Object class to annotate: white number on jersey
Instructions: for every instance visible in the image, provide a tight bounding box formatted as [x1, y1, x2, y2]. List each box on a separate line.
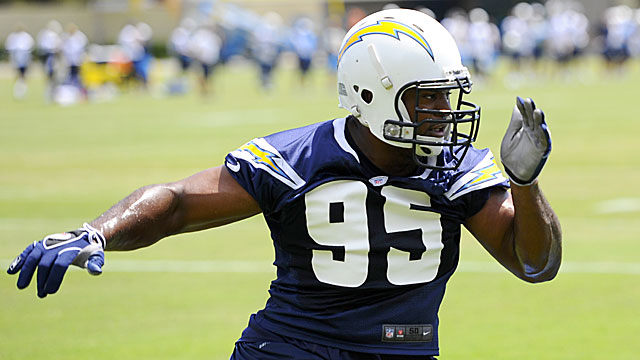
[305, 180, 443, 287]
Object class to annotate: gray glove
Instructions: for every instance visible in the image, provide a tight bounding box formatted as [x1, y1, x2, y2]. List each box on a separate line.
[500, 97, 551, 186]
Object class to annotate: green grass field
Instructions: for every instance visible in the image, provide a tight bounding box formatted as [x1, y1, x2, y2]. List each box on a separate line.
[1, 58, 639, 359]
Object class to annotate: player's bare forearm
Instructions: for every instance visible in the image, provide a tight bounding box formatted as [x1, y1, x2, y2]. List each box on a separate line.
[89, 166, 262, 251]
[509, 181, 562, 282]
[465, 185, 562, 283]
[89, 184, 183, 251]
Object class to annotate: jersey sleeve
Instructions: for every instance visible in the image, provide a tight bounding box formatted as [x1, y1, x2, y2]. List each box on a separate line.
[224, 137, 306, 214]
[444, 148, 509, 219]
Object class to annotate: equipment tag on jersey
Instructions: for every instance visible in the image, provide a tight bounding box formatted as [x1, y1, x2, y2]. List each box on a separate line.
[381, 324, 433, 342]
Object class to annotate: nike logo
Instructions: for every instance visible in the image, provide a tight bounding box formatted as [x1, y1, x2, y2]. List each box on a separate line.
[423, 330, 430, 336]
[226, 160, 240, 172]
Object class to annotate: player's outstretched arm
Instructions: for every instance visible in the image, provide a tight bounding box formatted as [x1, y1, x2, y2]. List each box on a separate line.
[93, 166, 261, 251]
[464, 97, 562, 283]
[7, 166, 261, 297]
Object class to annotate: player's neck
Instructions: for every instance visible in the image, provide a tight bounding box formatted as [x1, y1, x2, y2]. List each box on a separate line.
[346, 117, 419, 177]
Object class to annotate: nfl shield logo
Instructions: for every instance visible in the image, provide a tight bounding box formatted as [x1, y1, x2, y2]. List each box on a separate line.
[385, 327, 395, 339]
[369, 176, 388, 187]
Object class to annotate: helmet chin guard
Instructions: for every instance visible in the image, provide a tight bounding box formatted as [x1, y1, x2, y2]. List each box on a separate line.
[337, 8, 481, 171]
[415, 135, 445, 157]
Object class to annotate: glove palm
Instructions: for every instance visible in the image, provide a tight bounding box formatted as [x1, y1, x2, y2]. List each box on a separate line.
[500, 97, 552, 186]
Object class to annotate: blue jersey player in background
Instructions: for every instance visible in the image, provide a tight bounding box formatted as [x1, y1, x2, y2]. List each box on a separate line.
[8, 9, 561, 359]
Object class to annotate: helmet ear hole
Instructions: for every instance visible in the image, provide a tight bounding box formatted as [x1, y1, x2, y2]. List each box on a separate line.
[353, 85, 359, 93]
[361, 89, 373, 104]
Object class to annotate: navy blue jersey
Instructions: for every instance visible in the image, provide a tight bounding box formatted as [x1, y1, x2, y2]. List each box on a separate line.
[224, 117, 509, 355]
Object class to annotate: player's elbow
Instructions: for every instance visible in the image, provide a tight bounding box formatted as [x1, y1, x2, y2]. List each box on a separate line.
[518, 246, 562, 283]
[519, 262, 560, 283]
[160, 183, 189, 235]
[133, 183, 185, 239]
[516, 225, 562, 283]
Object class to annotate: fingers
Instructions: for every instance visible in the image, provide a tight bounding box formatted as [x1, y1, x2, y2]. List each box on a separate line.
[42, 249, 79, 296]
[36, 250, 60, 298]
[517, 96, 548, 130]
[523, 99, 551, 156]
[515, 97, 526, 126]
[7, 242, 36, 275]
[508, 103, 523, 127]
[534, 109, 552, 157]
[86, 252, 105, 275]
[16, 244, 43, 289]
[521, 97, 535, 130]
[504, 97, 528, 145]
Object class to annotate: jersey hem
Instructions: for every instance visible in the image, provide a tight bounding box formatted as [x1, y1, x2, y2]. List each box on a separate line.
[249, 315, 440, 356]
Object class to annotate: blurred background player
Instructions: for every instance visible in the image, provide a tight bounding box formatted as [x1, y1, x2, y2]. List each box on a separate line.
[322, 13, 346, 83]
[626, 8, 640, 61]
[600, 5, 635, 73]
[36, 20, 62, 100]
[61, 23, 88, 93]
[500, 3, 537, 84]
[546, 1, 590, 78]
[216, 4, 253, 65]
[441, 8, 472, 69]
[251, 12, 284, 91]
[135, 22, 154, 88]
[467, 7, 501, 81]
[117, 23, 142, 87]
[289, 16, 318, 87]
[5, 24, 34, 100]
[187, 22, 222, 97]
[167, 18, 196, 95]
[117, 21, 153, 90]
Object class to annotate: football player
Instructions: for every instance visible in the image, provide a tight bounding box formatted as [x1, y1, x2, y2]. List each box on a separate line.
[60, 23, 88, 90]
[187, 23, 222, 96]
[7, 9, 561, 359]
[5, 24, 34, 99]
[37, 20, 62, 99]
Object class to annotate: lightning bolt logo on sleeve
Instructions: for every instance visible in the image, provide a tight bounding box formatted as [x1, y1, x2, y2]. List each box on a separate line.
[338, 20, 434, 64]
[445, 152, 508, 201]
[466, 163, 502, 187]
[230, 138, 306, 190]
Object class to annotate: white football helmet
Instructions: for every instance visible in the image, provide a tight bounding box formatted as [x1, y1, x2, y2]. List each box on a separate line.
[337, 8, 480, 170]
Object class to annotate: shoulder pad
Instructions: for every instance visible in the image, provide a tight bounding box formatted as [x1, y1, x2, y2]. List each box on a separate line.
[229, 137, 306, 190]
[444, 151, 508, 201]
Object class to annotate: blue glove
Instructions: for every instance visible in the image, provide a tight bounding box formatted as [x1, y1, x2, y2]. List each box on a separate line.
[7, 223, 106, 298]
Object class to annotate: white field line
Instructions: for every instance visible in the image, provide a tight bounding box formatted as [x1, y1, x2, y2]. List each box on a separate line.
[2, 259, 640, 275]
[594, 197, 640, 214]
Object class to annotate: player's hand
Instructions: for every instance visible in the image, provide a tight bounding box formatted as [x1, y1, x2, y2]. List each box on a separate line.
[500, 96, 551, 186]
[7, 223, 106, 298]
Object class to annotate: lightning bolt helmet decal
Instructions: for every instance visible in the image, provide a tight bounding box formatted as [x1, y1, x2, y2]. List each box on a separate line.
[338, 20, 434, 64]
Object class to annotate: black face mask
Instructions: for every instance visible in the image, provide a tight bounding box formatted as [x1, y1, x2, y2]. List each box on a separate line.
[383, 78, 481, 170]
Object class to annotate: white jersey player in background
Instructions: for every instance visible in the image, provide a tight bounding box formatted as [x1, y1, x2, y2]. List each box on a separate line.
[37, 20, 62, 99]
[5, 24, 34, 100]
